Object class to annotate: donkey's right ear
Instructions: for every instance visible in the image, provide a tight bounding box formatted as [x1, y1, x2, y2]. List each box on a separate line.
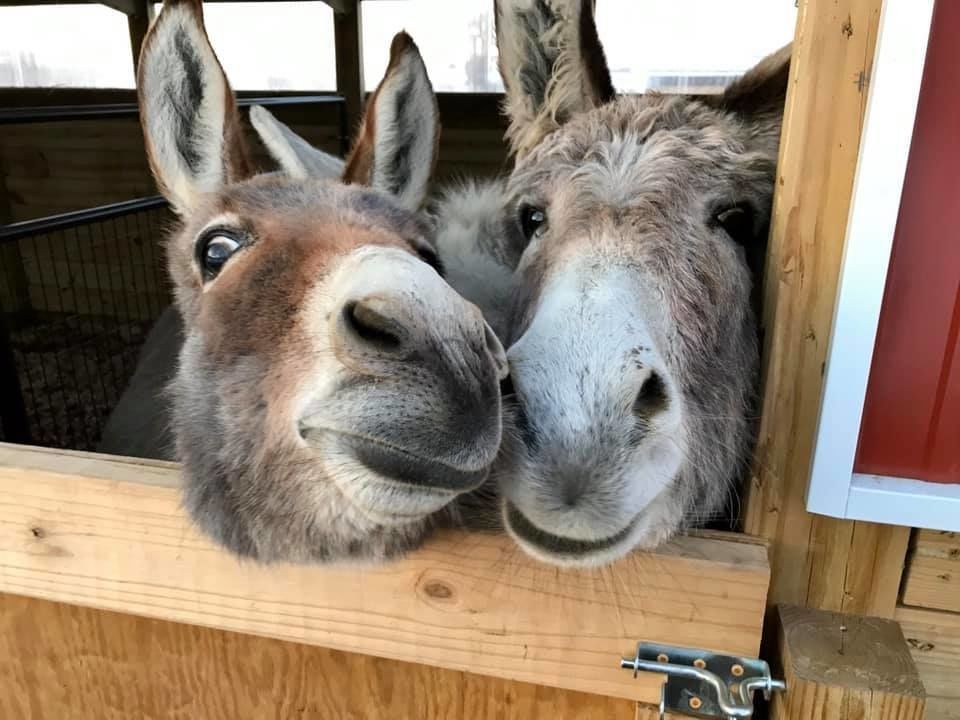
[137, 0, 252, 215]
[496, 0, 614, 158]
[250, 105, 346, 180]
[342, 32, 439, 211]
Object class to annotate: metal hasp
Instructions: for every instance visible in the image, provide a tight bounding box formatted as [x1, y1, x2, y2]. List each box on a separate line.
[620, 642, 786, 720]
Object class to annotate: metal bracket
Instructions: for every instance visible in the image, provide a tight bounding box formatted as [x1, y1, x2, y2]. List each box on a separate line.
[620, 642, 786, 720]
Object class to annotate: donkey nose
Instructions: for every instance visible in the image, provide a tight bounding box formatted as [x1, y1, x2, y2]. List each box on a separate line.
[338, 296, 409, 354]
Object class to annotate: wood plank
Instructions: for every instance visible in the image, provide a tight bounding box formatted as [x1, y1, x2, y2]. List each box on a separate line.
[770, 605, 926, 720]
[896, 605, 960, 720]
[901, 530, 959, 613]
[0, 593, 638, 720]
[743, 0, 911, 617]
[0, 443, 770, 705]
[334, 1, 364, 134]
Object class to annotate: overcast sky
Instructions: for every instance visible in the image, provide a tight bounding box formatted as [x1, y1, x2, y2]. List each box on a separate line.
[0, 1, 796, 93]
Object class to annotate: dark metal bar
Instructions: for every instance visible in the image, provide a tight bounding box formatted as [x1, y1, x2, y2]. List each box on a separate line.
[0, 197, 167, 243]
[0, 95, 345, 125]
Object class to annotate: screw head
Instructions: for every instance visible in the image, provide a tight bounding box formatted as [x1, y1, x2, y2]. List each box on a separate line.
[657, 653, 669, 663]
[689, 696, 703, 710]
[731, 663, 745, 677]
[693, 658, 706, 669]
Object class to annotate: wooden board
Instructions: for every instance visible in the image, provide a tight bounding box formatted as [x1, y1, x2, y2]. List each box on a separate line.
[743, 0, 912, 617]
[770, 605, 925, 720]
[0, 593, 641, 720]
[896, 605, 960, 720]
[0, 443, 770, 705]
[901, 530, 959, 613]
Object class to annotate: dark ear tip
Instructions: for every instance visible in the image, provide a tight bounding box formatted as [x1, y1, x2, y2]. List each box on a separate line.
[389, 31, 418, 59]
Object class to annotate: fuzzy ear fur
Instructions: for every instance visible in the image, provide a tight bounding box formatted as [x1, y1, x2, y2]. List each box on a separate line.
[249, 105, 346, 180]
[708, 43, 793, 157]
[495, 0, 614, 159]
[342, 32, 440, 211]
[137, 0, 252, 215]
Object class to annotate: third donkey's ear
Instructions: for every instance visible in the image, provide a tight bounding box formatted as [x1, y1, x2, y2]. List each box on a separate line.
[495, 0, 614, 159]
[249, 105, 346, 180]
[342, 32, 440, 211]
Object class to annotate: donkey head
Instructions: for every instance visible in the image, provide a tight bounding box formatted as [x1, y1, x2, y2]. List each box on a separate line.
[495, 0, 789, 565]
[139, 0, 507, 563]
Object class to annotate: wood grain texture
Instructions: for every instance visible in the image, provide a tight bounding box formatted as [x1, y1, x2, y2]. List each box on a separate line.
[743, 0, 910, 617]
[896, 605, 960, 720]
[901, 530, 959, 613]
[0, 443, 770, 705]
[0, 593, 639, 720]
[770, 605, 926, 720]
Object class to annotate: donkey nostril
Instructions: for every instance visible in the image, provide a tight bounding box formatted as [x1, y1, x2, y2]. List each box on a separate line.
[633, 371, 668, 418]
[343, 300, 403, 351]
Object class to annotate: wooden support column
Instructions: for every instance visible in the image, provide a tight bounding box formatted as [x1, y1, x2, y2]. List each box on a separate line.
[126, 0, 154, 72]
[743, 0, 912, 616]
[334, 0, 364, 139]
[770, 606, 925, 720]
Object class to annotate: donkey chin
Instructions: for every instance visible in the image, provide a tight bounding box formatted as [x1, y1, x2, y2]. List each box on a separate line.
[496, 424, 689, 567]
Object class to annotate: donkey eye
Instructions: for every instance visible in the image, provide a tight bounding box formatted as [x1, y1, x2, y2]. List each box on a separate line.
[519, 205, 547, 241]
[199, 233, 241, 278]
[714, 204, 754, 246]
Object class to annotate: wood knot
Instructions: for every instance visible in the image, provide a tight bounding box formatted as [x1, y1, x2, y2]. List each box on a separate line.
[423, 581, 453, 600]
[30, 526, 45, 539]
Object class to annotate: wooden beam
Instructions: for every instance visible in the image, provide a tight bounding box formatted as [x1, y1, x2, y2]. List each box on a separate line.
[770, 605, 926, 720]
[901, 530, 959, 613]
[333, 0, 364, 138]
[0, 443, 770, 705]
[743, 0, 911, 617]
[0, 594, 641, 720]
[896, 605, 960, 720]
[125, 0, 153, 72]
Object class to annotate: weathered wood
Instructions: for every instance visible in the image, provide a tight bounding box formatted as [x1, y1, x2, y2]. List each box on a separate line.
[0, 443, 770, 705]
[743, 0, 911, 617]
[770, 605, 926, 720]
[901, 530, 960, 613]
[333, 1, 364, 135]
[0, 593, 639, 720]
[896, 605, 960, 720]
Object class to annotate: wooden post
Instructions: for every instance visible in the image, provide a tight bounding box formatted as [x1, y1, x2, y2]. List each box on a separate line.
[126, 0, 154, 72]
[743, 0, 912, 617]
[771, 605, 925, 720]
[333, 0, 364, 139]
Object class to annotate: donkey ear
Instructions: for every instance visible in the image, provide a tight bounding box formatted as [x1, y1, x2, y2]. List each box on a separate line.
[137, 0, 252, 215]
[342, 32, 439, 211]
[711, 44, 792, 125]
[249, 105, 346, 180]
[495, 0, 614, 158]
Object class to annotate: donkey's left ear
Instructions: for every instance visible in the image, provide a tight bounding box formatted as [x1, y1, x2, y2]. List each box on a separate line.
[342, 32, 439, 211]
[710, 44, 792, 129]
[250, 105, 346, 180]
[137, 0, 252, 215]
[496, 0, 614, 158]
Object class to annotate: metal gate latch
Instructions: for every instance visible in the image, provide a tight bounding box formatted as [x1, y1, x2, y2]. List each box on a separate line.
[619, 642, 786, 719]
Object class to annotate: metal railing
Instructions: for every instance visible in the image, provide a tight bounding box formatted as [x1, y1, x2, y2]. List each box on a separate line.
[0, 196, 172, 450]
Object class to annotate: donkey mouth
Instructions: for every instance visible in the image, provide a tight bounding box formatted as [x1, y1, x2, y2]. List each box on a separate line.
[504, 501, 636, 559]
[344, 435, 491, 492]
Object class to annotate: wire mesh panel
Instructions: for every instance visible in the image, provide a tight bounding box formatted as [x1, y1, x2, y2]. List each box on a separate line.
[0, 197, 172, 451]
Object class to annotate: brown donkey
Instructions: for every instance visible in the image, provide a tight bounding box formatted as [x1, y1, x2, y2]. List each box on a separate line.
[136, 0, 507, 563]
[488, 0, 790, 565]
